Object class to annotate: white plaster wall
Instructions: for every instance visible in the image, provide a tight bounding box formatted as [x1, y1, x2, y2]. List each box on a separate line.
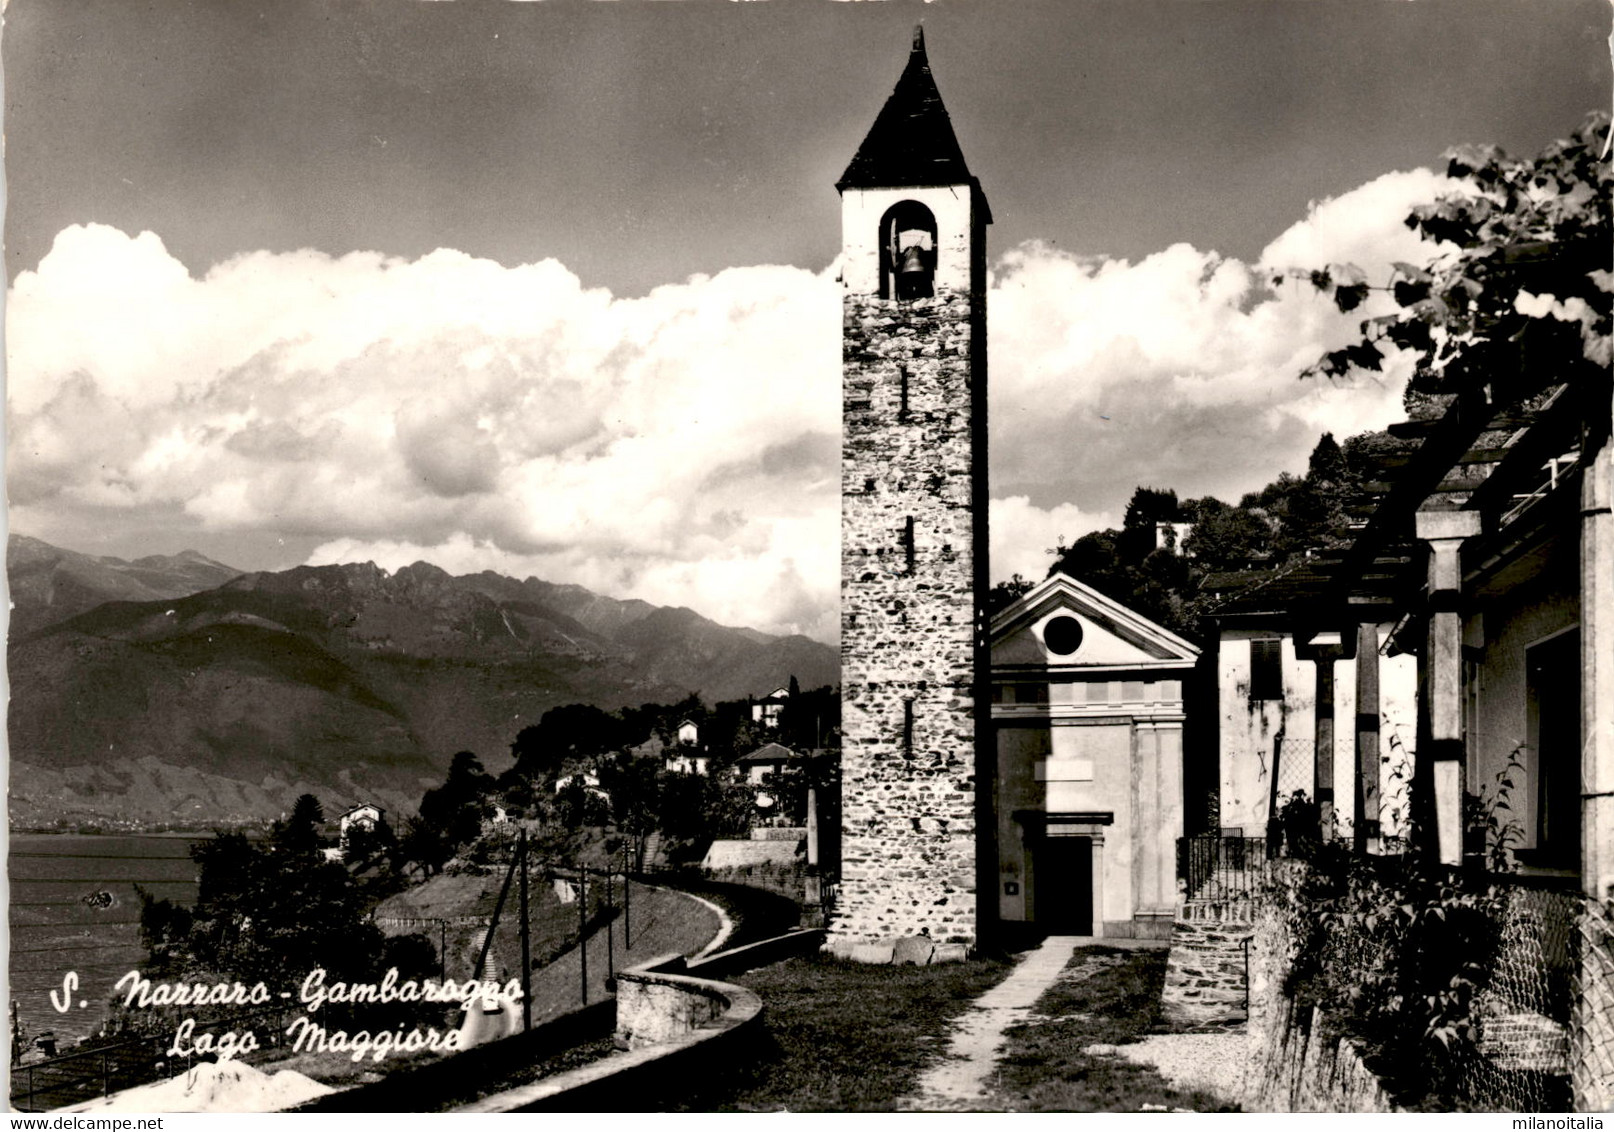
[1219, 631, 1316, 834]
[841, 185, 976, 295]
[1463, 537, 1579, 854]
[1220, 627, 1418, 842]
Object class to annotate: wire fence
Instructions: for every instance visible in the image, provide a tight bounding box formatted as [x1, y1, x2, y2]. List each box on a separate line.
[1460, 882, 1579, 1111]
[1276, 864, 1613, 1111]
[1569, 896, 1614, 1111]
[1455, 886, 1614, 1112]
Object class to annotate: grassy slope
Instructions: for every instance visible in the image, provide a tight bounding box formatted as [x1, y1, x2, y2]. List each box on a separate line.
[524, 883, 721, 1025]
[670, 954, 1014, 1112]
[982, 946, 1239, 1112]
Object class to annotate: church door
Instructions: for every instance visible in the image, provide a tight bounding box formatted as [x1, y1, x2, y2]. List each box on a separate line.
[1037, 836, 1093, 935]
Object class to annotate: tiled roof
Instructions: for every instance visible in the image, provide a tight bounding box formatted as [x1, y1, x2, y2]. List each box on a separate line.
[737, 742, 798, 764]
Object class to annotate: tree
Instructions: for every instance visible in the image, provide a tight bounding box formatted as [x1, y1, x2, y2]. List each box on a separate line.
[272, 793, 326, 857]
[1122, 486, 1182, 530]
[987, 573, 1034, 614]
[506, 704, 623, 781]
[342, 815, 396, 868]
[410, 750, 497, 867]
[1295, 113, 1610, 405]
[598, 754, 661, 864]
[399, 815, 453, 877]
[181, 827, 385, 986]
[553, 775, 610, 831]
[1182, 499, 1273, 567]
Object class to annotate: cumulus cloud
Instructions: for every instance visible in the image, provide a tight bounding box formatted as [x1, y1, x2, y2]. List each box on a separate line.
[989, 496, 1114, 585]
[987, 168, 1455, 524]
[8, 167, 1453, 642]
[8, 224, 839, 640]
[1258, 168, 1457, 274]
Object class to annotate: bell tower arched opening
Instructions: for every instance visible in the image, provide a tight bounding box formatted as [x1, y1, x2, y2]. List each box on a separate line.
[879, 201, 937, 301]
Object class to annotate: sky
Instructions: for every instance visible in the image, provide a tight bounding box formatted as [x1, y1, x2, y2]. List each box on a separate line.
[5, 0, 1609, 644]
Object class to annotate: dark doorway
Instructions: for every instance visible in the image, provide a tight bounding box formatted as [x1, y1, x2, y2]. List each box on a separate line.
[1036, 836, 1093, 934]
[1528, 629, 1581, 866]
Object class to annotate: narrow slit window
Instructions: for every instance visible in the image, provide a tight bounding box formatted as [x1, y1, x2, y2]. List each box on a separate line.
[898, 367, 910, 421]
[903, 516, 916, 574]
[903, 697, 914, 756]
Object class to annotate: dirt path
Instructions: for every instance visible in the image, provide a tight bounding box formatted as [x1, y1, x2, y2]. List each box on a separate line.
[904, 936, 1083, 1110]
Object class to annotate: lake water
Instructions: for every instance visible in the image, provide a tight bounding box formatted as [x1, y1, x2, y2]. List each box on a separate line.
[9, 834, 201, 1046]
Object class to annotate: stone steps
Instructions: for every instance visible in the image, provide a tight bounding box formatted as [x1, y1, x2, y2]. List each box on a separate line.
[1162, 905, 1253, 1029]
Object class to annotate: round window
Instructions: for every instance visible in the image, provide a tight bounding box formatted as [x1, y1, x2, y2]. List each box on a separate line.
[1043, 615, 1083, 656]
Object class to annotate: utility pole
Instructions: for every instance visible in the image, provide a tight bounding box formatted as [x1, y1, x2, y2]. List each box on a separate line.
[578, 863, 588, 1007]
[622, 840, 631, 950]
[604, 863, 615, 986]
[518, 828, 531, 1032]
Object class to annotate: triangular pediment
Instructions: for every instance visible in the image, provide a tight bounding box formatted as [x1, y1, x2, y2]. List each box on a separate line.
[990, 573, 1200, 671]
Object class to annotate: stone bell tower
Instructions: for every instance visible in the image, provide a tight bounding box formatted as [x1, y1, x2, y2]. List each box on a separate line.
[828, 27, 991, 957]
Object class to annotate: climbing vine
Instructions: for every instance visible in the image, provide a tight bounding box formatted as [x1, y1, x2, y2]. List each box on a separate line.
[1267, 753, 1532, 1109]
[1287, 112, 1611, 413]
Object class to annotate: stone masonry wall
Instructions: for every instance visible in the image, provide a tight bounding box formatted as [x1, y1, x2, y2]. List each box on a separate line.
[1162, 904, 1252, 1028]
[1244, 882, 1397, 1111]
[830, 286, 980, 951]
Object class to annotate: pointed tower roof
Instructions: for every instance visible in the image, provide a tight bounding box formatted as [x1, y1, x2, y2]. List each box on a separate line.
[837, 27, 986, 209]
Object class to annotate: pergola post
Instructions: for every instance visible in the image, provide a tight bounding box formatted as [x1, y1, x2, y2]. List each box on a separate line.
[1414, 510, 1482, 867]
[1354, 621, 1382, 853]
[1313, 655, 1336, 836]
[1296, 631, 1353, 841]
[1576, 400, 1613, 1111]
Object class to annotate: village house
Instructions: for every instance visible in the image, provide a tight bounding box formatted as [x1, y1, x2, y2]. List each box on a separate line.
[338, 802, 383, 843]
[751, 686, 790, 729]
[664, 749, 711, 776]
[736, 741, 799, 785]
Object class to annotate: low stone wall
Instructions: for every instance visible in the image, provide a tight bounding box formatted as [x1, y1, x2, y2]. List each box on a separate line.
[457, 955, 761, 1112]
[1243, 884, 1397, 1112]
[822, 935, 969, 965]
[456, 928, 823, 1112]
[682, 929, 825, 982]
[701, 840, 802, 869]
[1162, 905, 1251, 1028]
[1246, 999, 1395, 1113]
[614, 960, 736, 1049]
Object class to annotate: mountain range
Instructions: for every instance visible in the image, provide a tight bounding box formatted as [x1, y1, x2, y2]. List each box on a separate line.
[6, 535, 837, 827]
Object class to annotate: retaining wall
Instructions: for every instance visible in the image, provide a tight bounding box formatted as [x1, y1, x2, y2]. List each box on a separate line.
[1244, 887, 1397, 1112]
[457, 928, 823, 1112]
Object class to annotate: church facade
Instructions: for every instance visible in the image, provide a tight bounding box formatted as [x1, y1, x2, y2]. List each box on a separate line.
[990, 575, 1199, 940]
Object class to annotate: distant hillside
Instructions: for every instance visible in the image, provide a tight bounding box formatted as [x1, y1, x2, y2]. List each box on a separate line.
[8, 533, 242, 638]
[7, 546, 837, 827]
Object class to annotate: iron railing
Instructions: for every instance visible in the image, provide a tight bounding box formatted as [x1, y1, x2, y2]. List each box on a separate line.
[1176, 834, 1270, 903]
